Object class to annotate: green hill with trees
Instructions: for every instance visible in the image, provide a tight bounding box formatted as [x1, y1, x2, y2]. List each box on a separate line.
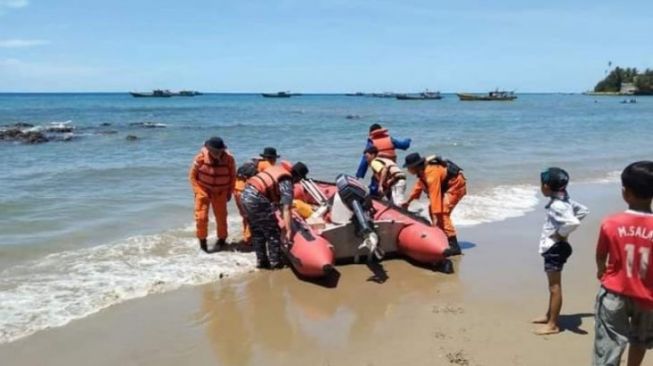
[594, 67, 653, 94]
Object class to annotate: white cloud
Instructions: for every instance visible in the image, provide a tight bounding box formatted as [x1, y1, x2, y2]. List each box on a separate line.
[0, 0, 29, 9]
[0, 39, 50, 48]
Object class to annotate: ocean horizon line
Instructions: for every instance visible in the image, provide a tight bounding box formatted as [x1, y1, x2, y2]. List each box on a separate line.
[0, 91, 588, 95]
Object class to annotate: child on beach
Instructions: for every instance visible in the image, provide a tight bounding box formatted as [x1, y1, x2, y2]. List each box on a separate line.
[533, 167, 589, 335]
[593, 161, 653, 366]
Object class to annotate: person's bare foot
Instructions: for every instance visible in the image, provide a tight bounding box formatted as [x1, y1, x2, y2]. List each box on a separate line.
[534, 324, 560, 335]
[531, 316, 549, 324]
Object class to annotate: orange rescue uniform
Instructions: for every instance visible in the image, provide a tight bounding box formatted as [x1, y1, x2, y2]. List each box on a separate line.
[189, 147, 236, 240]
[408, 164, 466, 237]
[234, 159, 272, 243]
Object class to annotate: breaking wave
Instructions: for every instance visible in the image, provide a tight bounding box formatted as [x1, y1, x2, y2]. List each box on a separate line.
[0, 219, 256, 345]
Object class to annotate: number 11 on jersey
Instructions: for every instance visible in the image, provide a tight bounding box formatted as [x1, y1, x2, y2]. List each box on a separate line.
[626, 243, 651, 279]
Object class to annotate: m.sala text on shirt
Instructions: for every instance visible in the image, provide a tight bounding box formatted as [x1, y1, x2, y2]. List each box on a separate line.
[618, 226, 653, 241]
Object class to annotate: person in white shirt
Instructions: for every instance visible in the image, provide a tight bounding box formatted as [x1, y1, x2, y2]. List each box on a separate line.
[533, 167, 589, 335]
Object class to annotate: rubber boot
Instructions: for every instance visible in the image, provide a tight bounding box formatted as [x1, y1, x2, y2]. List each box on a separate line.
[256, 258, 270, 269]
[269, 262, 285, 270]
[199, 239, 209, 253]
[214, 238, 227, 252]
[443, 236, 462, 256]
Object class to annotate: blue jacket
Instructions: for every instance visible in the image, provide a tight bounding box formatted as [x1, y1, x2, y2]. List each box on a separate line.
[355, 136, 411, 179]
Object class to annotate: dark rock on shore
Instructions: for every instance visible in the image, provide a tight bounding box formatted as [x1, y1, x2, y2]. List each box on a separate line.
[3, 122, 35, 128]
[0, 128, 49, 144]
[45, 125, 74, 133]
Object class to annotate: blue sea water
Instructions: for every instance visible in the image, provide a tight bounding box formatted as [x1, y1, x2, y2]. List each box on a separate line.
[0, 93, 651, 343]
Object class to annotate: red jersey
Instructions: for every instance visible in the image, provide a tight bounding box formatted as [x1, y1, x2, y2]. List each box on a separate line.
[598, 210, 653, 307]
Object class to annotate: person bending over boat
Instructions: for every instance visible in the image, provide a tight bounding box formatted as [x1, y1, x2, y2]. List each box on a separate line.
[241, 161, 309, 269]
[364, 146, 407, 206]
[189, 137, 236, 253]
[356, 124, 411, 196]
[402, 153, 466, 256]
[233, 147, 281, 244]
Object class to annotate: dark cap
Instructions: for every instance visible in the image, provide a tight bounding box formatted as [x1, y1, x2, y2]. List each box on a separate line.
[403, 152, 426, 168]
[204, 136, 226, 150]
[260, 147, 280, 159]
[369, 123, 382, 133]
[237, 162, 257, 179]
[540, 167, 570, 191]
[291, 162, 309, 179]
[364, 146, 379, 155]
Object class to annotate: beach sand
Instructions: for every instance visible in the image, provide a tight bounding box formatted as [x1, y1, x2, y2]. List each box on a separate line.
[2, 181, 651, 366]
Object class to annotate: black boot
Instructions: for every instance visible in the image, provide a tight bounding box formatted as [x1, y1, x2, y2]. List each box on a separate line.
[214, 238, 227, 252]
[444, 236, 462, 256]
[199, 239, 209, 253]
[256, 258, 270, 269]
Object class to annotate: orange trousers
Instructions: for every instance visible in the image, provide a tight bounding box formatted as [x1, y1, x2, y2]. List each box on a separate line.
[431, 186, 466, 237]
[194, 191, 229, 240]
[234, 191, 251, 244]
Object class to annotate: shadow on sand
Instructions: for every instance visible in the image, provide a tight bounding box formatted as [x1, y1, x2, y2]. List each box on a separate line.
[459, 241, 477, 251]
[289, 265, 342, 289]
[559, 313, 594, 335]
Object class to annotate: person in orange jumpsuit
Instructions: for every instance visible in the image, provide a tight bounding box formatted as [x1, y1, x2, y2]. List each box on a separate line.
[189, 137, 236, 253]
[402, 152, 467, 256]
[233, 147, 280, 244]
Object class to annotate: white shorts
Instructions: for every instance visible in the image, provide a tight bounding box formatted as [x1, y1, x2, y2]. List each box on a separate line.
[390, 179, 406, 206]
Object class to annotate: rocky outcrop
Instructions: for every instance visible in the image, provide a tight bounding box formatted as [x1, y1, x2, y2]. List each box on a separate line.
[0, 128, 49, 144]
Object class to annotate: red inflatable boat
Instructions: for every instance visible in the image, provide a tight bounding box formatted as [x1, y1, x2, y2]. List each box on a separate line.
[282, 179, 451, 279]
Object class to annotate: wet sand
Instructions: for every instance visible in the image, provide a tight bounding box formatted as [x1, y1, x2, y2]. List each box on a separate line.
[2, 181, 651, 366]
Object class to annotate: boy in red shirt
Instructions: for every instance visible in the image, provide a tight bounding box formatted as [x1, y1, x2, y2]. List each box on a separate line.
[593, 161, 653, 366]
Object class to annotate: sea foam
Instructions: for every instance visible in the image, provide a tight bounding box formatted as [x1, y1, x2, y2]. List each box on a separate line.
[0, 225, 256, 345]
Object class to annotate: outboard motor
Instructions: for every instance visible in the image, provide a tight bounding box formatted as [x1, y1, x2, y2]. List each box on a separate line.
[335, 174, 384, 260]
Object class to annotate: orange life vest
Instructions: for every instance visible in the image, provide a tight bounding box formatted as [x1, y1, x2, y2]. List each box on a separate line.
[372, 157, 406, 188]
[255, 159, 273, 172]
[247, 165, 292, 203]
[196, 147, 234, 192]
[369, 128, 396, 161]
[235, 159, 273, 192]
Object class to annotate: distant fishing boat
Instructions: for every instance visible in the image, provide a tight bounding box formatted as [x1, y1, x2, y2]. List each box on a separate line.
[346, 92, 365, 96]
[129, 89, 173, 98]
[396, 90, 443, 100]
[370, 92, 397, 98]
[176, 90, 202, 97]
[262, 91, 292, 98]
[457, 90, 517, 101]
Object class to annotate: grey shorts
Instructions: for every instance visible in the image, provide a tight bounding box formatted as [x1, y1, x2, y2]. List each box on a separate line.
[593, 287, 653, 366]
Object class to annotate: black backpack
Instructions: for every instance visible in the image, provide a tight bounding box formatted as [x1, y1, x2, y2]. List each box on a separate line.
[428, 155, 462, 182]
[237, 161, 257, 179]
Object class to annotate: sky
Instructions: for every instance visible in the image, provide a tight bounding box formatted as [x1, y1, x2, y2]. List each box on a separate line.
[0, 0, 651, 92]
